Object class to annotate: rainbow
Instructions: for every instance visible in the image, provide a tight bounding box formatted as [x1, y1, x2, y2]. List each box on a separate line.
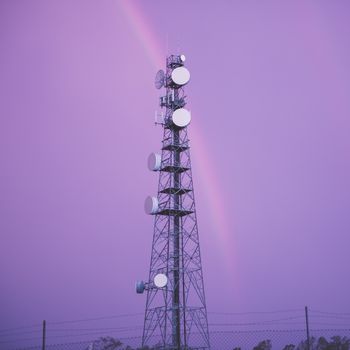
[117, 1, 237, 277]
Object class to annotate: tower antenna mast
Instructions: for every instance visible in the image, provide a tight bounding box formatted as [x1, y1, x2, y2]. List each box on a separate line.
[136, 54, 210, 350]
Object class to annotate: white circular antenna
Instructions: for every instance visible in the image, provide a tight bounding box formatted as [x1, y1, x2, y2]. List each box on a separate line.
[154, 273, 168, 288]
[144, 196, 159, 215]
[172, 108, 191, 128]
[171, 67, 190, 86]
[147, 153, 161, 171]
[180, 54, 186, 62]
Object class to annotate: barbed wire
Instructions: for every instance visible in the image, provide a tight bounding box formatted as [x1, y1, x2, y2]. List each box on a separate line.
[47, 326, 143, 333]
[311, 309, 350, 316]
[2, 309, 350, 348]
[4, 308, 350, 334]
[48, 312, 144, 325]
[209, 315, 305, 327]
[1, 329, 349, 350]
[208, 308, 303, 316]
[0, 336, 43, 345]
[309, 314, 350, 321]
[0, 324, 41, 334]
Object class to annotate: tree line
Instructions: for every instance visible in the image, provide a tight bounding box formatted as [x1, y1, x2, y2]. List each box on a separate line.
[86, 335, 350, 350]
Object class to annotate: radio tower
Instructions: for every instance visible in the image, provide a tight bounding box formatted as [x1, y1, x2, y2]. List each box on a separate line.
[136, 54, 210, 350]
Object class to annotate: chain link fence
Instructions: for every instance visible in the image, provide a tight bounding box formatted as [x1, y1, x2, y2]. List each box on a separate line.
[10, 329, 350, 350]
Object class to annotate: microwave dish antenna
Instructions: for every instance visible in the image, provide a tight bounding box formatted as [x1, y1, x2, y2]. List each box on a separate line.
[155, 69, 165, 89]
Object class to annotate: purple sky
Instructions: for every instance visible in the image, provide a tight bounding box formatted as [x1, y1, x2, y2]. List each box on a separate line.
[1, 0, 350, 347]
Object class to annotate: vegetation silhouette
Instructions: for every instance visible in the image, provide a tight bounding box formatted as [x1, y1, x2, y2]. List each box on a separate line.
[85, 335, 350, 350]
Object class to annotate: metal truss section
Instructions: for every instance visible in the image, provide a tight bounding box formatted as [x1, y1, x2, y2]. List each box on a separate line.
[141, 55, 210, 350]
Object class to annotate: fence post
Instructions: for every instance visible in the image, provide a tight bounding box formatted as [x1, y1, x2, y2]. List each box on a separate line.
[305, 306, 310, 350]
[42, 320, 46, 350]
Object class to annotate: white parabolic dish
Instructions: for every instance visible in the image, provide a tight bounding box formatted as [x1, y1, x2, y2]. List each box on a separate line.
[147, 153, 161, 171]
[154, 273, 168, 288]
[144, 196, 158, 215]
[171, 66, 190, 85]
[172, 108, 191, 128]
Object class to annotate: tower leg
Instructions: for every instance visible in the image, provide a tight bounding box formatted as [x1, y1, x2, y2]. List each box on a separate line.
[173, 129, 181, 349]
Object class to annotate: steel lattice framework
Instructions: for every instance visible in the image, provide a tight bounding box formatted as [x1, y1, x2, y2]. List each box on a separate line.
[138, 55, 210, 350]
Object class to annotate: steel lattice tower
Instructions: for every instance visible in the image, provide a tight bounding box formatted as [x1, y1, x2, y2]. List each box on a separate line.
[136, 54, 210, 350]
